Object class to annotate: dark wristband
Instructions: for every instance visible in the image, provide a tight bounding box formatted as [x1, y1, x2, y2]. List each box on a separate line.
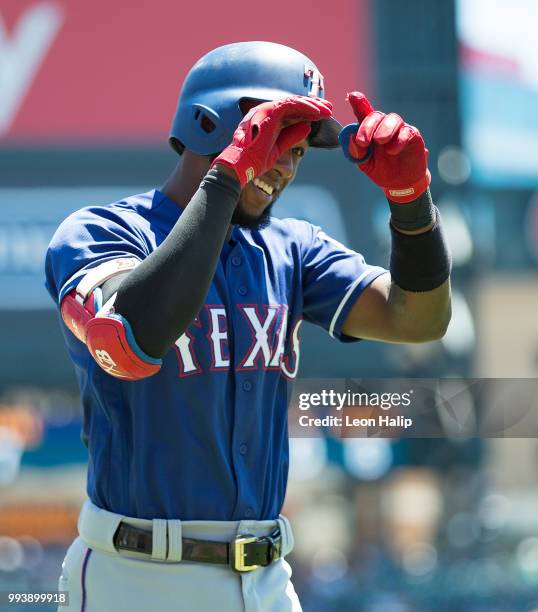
[389, 207, 452, 292]
[388, 188, 435, 232]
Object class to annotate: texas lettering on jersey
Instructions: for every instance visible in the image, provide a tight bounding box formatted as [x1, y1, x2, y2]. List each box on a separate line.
[173, 304, 301, 379]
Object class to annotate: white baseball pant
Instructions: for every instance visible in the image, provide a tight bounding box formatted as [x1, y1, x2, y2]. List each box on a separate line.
[58, 500, 302, 612]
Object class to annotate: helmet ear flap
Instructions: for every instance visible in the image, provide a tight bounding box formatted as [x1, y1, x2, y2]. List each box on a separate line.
[170, 103, 221, 156]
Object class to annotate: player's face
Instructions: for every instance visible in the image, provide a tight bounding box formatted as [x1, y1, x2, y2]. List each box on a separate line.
[232, 139, 309, 230]
[229, 98, 310, 230]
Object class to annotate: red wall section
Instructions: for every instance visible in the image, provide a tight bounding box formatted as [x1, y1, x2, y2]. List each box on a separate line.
[1, 0, 371, 144]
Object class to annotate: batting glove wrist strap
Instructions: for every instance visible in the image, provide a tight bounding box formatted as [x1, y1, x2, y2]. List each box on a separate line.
[389, 207, 452, 292]
[383, 170, 431, 204]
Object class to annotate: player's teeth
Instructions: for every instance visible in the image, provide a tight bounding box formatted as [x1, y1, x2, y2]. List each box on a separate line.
[253, 178, 274, 195]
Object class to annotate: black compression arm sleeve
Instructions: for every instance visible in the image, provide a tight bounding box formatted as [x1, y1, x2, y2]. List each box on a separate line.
[112, 167, 241, 358]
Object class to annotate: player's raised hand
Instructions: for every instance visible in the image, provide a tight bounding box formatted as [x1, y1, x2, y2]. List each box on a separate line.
[338, 92, 430, 203]
[212, 95, 333, 187]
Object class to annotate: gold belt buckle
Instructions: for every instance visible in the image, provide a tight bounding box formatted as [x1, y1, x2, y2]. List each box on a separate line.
[233, 535, 259, 572]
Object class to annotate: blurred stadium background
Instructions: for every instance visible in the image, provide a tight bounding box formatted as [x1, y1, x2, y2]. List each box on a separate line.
[1, 0, 537, 610]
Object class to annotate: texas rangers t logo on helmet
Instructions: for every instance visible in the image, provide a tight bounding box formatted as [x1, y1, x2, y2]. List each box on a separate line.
[304, 65, 325, 97]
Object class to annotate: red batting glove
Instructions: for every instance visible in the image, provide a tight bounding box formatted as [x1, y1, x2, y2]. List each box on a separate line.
[211, 95, 333, 187]
[341, 92, 431, 204]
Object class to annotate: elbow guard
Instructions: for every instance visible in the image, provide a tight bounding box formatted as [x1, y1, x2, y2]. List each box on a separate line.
[60, 259, 162, 380]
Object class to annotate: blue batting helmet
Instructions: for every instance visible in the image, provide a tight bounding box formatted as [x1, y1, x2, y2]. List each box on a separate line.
[169, 41, 342, 155]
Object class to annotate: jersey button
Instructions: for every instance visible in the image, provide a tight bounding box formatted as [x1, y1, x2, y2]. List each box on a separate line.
[238, 285, 247, 296]
[231, 256, 242, 267]
[244, 507, 254, 518]
[242, 380, 253, 392]
[239, 443, 248, 455]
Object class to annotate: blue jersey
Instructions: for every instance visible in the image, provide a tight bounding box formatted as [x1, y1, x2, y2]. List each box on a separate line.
[45, 189, 387, 521]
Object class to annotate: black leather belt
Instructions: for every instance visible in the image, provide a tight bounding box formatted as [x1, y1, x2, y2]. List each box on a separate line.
[113, 522, 282, 572]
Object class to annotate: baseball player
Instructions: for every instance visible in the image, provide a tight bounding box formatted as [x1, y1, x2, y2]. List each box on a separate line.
[45, 41, 451, 611]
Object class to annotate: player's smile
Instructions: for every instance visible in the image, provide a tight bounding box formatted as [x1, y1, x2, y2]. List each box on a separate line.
[241, 168, 286, 212]
[241, 141, 308, 216]
[248, 176, 279, 206]
[253, 177, 275, 196]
